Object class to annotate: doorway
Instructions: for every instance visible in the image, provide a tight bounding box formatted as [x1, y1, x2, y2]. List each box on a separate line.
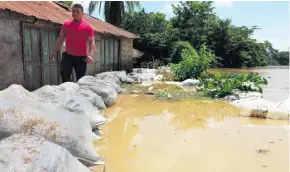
[22, 23, 61, 91]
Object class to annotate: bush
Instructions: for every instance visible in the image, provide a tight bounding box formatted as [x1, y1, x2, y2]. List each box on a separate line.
[170, 41, 195, 64]
[170, 44, 215, 81]
[198, 72, 268, 98]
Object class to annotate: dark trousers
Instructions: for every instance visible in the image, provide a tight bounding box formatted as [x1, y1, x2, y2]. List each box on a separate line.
[60, 52, 87, 83]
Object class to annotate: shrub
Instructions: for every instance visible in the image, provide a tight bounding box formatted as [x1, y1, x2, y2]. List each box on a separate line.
[198, 72, 268, 98]
[155, 89, 171, 99]
[170, 44, 214, 81]
[170, 41, 195, 64]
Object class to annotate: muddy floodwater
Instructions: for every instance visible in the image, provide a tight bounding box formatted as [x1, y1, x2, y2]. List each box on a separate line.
[93, 67, 289, 172]
[93, 95, 289, 172]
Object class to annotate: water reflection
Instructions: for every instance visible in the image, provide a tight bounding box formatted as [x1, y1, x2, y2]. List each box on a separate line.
[166, 100, 240, 131]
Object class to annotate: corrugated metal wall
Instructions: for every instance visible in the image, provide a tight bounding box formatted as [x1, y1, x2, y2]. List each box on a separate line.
[100, 38, 120, 72]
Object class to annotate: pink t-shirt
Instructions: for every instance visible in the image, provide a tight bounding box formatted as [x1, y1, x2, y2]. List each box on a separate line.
[62, 19, 94, 56]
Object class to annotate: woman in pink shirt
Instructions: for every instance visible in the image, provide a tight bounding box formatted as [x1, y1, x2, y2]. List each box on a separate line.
[49, 4, 95, 82]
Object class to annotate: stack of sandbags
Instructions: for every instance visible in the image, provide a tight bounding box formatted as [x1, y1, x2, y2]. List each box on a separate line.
[0, 97, 103, 165]
[0, 70, 136, 171]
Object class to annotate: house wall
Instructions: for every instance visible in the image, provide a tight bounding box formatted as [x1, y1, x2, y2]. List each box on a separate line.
[0, 10, 28, 90]
[120, 38, 134, 72]
[0, 10, 61, 90]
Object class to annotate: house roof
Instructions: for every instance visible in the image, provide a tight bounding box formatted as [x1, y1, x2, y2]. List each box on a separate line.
[0, 1, 139, 39]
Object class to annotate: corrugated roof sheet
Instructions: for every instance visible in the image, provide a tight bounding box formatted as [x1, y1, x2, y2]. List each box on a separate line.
[0, 1, 139, 39]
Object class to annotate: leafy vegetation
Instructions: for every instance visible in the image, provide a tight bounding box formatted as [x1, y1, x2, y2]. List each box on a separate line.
[198, 72, 268, 98]
[170, 41, 194, 64]
[121, 9, 171, 64]
[120, 1, 288, 68]
[170, 44, 215, 81]
[155, 89, 171, 99]
[275, 51, 289, 66]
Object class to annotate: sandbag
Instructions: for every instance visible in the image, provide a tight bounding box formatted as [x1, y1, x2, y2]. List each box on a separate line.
[58, 82, 106, 110]
[33, 85, 106, 128]
[0, 85, 106, 128]
[58, 82, 80, 92]
[95, 72, 122, 93]
[78, 76, 118, 106]
[0, 97, 102, 165]
[78, 87, 106, 110]
[0, 84, 42, 100]
[181, 79, 200, 86]
[0, 134, 91, 172]
[231, 97, 289, 120]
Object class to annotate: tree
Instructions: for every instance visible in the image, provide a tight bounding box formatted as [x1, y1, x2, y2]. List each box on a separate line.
[170, 41, 194, 64]
[88, 1, 140, 26]
[120, 9, 171, 63]
[264, 41, 279, 65]
[171, 1, 218, 50]
[120, 1, 281, 68]
[169, 1, 273, 68]
[276, 51, 289, 65]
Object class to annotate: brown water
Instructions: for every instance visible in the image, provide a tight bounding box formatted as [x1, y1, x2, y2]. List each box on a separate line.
[209, 66, 289, 102]
[93, 94, 289, 172]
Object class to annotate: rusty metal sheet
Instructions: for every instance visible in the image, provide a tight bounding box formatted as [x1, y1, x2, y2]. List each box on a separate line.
[100, 38, 120, 72]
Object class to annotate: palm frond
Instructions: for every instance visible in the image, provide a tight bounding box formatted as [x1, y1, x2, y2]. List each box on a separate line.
[88, 1, 102, 15]
[87, 1, 140, 26]
[104, 1, 112, 22]
[125, 1, 140, 13]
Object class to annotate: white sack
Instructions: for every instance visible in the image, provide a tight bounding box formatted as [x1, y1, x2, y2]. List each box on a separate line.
[33, 85, 106, 128]
[0, 133, 91, 172]
[95, 72, 122, 93]
[231, 96, 289, 120]
[58, 82, 106, 110]
[0, 97, 102, 165]
[78, 87, 106, 110]
[78, 76, 118, 106]
[0, 84, 42, 100]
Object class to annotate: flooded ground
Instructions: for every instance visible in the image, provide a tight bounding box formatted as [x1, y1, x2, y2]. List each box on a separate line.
[209, 66, 289, 102]
[93, 94, 289, 172]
